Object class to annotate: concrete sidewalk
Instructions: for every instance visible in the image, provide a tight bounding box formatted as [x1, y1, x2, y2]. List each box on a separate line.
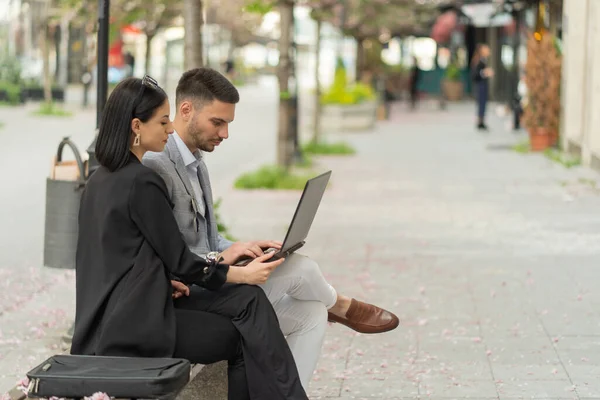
[219, 101, 600, 399]
[2, 87, 600, 398]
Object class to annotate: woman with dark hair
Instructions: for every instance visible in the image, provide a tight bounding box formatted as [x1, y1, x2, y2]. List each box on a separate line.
[471, 44, 494, 130]
[72, 76, 308, 400]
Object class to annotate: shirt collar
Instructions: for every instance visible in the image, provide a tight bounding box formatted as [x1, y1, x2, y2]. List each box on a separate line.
[173, 131, 202, 167]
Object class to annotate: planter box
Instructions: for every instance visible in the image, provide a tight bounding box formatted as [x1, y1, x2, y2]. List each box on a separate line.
[442, 79, 464, 101]
[320, 101, 377, 132]
[21, 87, 65, 102]
[0, 89, 25, 104]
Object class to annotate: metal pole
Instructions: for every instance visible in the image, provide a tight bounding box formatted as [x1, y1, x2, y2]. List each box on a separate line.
[96, 0, 109, 127]
[86, 0, 110, 175]
[512, 6, 522, 130]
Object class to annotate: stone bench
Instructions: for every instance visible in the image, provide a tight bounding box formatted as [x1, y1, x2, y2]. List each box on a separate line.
[176, 361, 228, 400]
[6, 361, 228, 400]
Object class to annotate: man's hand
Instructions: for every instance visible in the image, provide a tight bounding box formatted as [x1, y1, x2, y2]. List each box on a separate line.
[220, 240, 283, 265]
[171, 280, 190, 299]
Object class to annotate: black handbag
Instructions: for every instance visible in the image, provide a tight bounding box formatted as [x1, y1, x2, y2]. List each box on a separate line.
[26, 355, 191, 399]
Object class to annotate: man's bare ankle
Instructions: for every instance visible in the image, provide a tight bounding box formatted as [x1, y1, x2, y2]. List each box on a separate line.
[330, 295, 352, 317]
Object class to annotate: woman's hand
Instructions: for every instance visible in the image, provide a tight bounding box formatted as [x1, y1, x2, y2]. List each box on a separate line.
[171, 280, 190, 299]
[226, 252, 285, 285]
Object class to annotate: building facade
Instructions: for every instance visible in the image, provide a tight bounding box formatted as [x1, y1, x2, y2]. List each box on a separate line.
[561, 0, 600, 169]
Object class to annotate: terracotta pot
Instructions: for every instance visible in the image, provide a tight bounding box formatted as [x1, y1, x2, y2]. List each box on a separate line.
[528, 127, 555, 151]
[442, 80, 463, 101]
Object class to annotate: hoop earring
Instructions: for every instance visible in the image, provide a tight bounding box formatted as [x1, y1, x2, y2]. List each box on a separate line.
[133, 134, 141, 146]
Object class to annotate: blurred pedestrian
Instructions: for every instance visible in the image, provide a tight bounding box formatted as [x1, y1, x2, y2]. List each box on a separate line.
[409, 57, 420, 110]
[224, 58, 236, 81]
[471, 44, 494, 130]
[124, 51, 135, 77]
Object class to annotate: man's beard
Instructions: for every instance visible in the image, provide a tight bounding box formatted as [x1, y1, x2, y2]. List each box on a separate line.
[187, 117, 210, 152]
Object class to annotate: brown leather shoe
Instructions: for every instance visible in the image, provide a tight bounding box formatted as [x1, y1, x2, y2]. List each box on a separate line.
[327, 299, 399, 334]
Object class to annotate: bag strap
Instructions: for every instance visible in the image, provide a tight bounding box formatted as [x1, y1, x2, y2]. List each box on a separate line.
[56, 137, 86, 181]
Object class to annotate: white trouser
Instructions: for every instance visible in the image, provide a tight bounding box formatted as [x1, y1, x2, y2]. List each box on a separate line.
[259, 253, 337, 389]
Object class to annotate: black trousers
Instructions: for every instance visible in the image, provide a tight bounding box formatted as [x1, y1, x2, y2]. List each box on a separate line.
[476, 81, 489, 120]
[410, 86, 418, 109]
[173, 284, 307, 400]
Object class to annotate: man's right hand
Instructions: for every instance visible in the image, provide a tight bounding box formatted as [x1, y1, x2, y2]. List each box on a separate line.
[220, 240, 282, 265]
[226, 252, 285, 285]
[220, 241, 260, 264]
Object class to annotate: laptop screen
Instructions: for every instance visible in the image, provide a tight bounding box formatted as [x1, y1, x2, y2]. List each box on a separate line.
[281, 171, 332, 252]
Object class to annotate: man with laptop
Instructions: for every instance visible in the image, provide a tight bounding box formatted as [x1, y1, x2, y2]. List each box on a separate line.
[143, 68, 398, 388]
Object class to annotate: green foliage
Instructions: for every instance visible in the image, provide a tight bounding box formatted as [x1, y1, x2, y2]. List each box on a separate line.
[512, 140, 530, 154]
[303, 140, 356, 156]
[234, 165, 316, 190]
[0, 50, 22, 106]
[543, 148, 581, 168]
[445, 63, 461, 81]
[513, 141, 581, 168]
[554, 36, 562, 56]
[243, 0, 274, 15]
[280, 91, 292, 100]
[321, 57, 376, 105]
[331, 58, 347, 93]
[33, 102, 73, 117]
[321, 83, 376, 105]
[20, 79, 64, 90]
[294, 153, 314, 168]
[578, 177, 597, 188]
[214, 198, 236, 242]
[0, 53, 21, 84]
[0, 81, 22, 105]
[383, 63, 408, 74]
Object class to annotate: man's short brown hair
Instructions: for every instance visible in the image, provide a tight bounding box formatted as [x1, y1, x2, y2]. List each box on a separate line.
[175, 68, 240, 108]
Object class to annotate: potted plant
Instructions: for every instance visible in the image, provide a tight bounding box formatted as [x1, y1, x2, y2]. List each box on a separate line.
[522, 31, 562, 151]
[320, 58, 378, 132]
[442, 62, 463, 101]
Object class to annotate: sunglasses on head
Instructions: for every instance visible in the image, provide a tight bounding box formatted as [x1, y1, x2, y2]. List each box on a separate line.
[132, 74, 159, 112]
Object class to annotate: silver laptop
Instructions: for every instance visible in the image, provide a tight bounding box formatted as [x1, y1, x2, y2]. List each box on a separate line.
[235, 170, 332, 265]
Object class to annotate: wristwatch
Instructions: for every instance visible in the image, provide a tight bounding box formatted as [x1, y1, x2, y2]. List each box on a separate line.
[205, 251, 222, 263]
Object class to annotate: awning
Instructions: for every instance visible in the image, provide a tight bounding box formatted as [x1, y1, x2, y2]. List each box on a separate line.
[461, 3, 512, 27]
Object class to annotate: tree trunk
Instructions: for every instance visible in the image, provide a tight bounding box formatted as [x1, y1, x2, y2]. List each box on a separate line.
[58, 16, 70, 87]
[41, 22, 52, 105]
[355, 37, 365, 82]
[277, 0, 294, 168]
[312, 19, 322, 144]
[145, 33, 155, 74]
[183, 0, 204, 70]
